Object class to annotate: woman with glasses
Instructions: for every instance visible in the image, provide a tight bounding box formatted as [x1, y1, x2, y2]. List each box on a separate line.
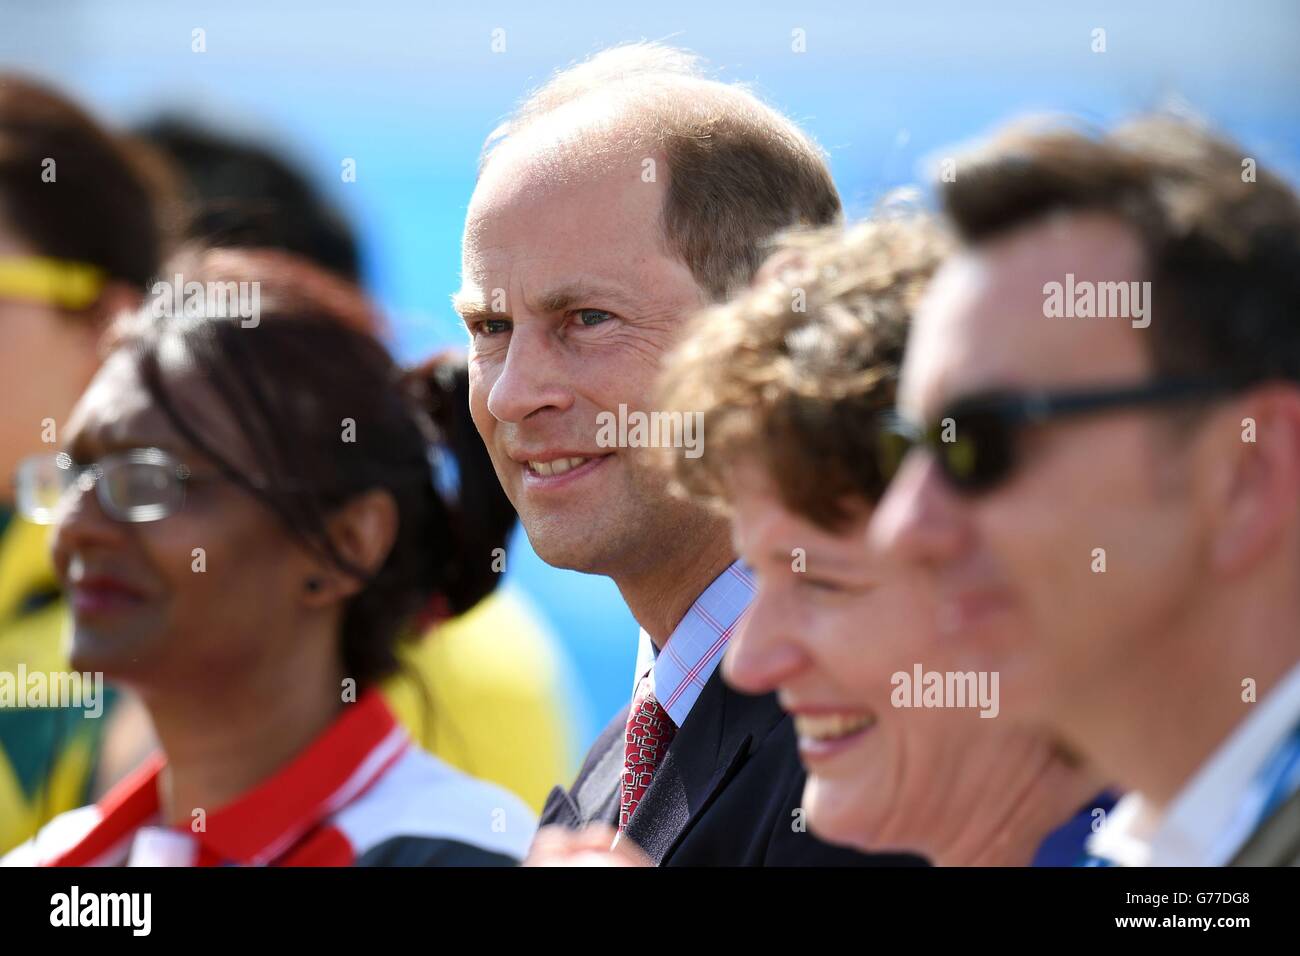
[0, 73, 175, 854]
[3, 249, 534, 866]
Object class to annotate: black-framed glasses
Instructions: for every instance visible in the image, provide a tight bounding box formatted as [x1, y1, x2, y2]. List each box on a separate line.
[15, 448, 193, 524]
[877, 379, 1245, 494]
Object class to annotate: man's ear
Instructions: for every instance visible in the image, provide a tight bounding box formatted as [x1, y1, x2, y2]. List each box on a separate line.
[301, 489, 400, 607]
[1207, 386, 1300, 575]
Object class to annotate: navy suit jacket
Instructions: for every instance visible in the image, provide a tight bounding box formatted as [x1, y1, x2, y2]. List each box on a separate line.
[540, 667, 928, 866]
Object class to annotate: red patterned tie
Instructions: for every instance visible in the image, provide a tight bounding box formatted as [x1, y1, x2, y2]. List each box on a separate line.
[619, 677, 678, 832]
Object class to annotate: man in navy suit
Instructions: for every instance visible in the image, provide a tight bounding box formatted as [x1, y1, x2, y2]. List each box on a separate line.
[454, 41, 922, 866]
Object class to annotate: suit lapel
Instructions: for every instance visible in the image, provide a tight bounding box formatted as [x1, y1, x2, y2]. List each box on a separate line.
[624, 667, 785, 864]
[540, 785, 582, 829]
[573, 718, 626, 828]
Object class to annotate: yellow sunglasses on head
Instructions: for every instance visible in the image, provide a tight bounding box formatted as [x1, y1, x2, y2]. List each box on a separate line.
[0, 255, 107, 310]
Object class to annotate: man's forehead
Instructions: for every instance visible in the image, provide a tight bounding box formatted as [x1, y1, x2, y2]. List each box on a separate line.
[459, 156, 687, 314]
[900, 217, 1150, 416]
[470, 159, 661, 233]
[468, 107, 655, 221]
[480, 91, 650, 176]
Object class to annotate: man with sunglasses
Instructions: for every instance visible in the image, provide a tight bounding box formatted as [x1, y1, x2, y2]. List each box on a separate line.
[870, 115, 1300, 866]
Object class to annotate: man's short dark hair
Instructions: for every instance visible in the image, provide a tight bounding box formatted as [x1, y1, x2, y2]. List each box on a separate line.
[940, 115, 1300, 384]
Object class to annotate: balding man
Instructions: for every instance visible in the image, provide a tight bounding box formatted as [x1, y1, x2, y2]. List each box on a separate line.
[456, 43, 923, 865]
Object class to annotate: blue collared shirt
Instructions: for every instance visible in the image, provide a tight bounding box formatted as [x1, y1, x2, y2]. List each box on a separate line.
[632, 561, 756, 727]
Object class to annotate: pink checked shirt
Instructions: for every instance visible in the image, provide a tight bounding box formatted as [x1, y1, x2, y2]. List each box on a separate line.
[631, 561, 756, 727]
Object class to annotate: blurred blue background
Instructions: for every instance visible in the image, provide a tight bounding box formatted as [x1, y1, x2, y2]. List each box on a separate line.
[4, 0, 1298, 759]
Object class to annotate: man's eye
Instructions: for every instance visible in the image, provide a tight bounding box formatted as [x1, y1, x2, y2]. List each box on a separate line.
[477, 318, 511, 336]
[574, 308, 614, 327]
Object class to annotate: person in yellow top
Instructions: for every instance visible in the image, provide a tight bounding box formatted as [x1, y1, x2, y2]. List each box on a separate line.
[388, 586, 575, 812]
[0, 512, 116, 853]
[0, 73, 167, 854]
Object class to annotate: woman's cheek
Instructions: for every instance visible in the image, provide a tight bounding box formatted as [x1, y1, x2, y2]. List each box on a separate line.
[828, 594, 901, 707]
[140, 504, 251, 608]
[125, 530, 202, 643]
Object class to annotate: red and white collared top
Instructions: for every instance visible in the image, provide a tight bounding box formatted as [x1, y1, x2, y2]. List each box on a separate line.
[4, 691, 535, 867]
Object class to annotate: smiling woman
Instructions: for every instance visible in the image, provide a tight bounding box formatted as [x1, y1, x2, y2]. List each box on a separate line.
[2, 248, 536, 867]
[655, 214, 1107, 865]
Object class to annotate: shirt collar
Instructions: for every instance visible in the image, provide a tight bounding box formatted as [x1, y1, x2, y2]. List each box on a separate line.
[1089, 658, 1300, 866]
[633, 560, 755, 727]
[47, 690, 407, 867]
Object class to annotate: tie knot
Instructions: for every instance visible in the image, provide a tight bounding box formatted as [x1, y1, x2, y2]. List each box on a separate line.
[633, 684, 669, 722]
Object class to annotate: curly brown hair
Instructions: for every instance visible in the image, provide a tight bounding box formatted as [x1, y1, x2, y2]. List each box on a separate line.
[656, 214, 946, 530]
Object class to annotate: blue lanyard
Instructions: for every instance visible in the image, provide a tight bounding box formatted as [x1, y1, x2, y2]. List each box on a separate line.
[1081, 721, 1300, 866]
[1211, 717, 1300, 868]
[1252, 721, 1300, 824]
[1211, 718, 1300, 863]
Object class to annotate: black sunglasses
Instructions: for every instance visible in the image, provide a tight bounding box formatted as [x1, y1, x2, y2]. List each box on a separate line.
[877, 378, 1245, 494]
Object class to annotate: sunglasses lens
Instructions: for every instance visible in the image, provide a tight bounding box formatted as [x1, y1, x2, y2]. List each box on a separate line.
[101, 458, 183, 522]
[876, 427, 914, 484]
[938, 412, 1015, 492]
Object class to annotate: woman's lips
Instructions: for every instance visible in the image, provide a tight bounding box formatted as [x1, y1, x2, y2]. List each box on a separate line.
[793, 711, 877, 764]
[68, 577, 147, 617]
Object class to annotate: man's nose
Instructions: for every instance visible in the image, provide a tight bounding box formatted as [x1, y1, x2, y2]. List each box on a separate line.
[485, 326, 576, 424]
[867, 452, 968, 571]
